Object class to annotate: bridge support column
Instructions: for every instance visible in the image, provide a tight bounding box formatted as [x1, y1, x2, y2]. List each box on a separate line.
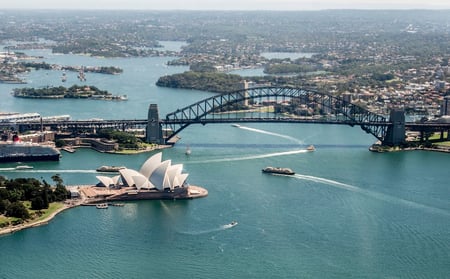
[384, 109, 406, 146]
[146, 104, 164, 144]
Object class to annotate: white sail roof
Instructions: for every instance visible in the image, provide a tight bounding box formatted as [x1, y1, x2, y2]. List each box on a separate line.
[177, 173, 189, 186]
[167, 164, 183, 189]
[96, 152, 190, 191]
[96, 175, 115, 187]
[139, 152, 162, 179]
[133, 175, 155, 189]
[119, 168, 142, 187]
[149, 160, 171, 191]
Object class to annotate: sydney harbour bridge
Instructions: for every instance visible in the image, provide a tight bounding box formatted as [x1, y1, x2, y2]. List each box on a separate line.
[3, 86, 450, 146]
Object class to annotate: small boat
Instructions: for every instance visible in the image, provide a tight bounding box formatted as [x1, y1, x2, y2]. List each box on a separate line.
[15, 165, 33, 170]
[61, 146, 76, 153]
[306, 145, 315, 151]
[185, 145, 191, 155]
[231, 124, 241, 128]
[229, 221, 238, 227]
[96, 166, 126, 172]
[262, 166, 295, 175]
[96, 203, 108, 209]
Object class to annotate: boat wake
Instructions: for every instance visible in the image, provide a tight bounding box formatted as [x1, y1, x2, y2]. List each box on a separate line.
[178, 223, 238, 236]
[236, 125, 303, 144]
[188, 149, 309, 164]
[292, 174, 450, 217]
[0, 169, 97, 173]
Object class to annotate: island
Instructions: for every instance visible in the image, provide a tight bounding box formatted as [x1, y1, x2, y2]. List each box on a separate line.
[12, 85, 128, 100]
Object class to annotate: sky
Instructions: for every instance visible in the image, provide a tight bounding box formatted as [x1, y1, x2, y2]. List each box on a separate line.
[2, 0, 450, 10]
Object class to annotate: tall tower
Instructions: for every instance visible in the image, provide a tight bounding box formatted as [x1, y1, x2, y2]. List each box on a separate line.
[240, 80, 249, 107]
[146, 104, 163, 144]
[384, 109, 406, 146]
[441, 96, 450, 116]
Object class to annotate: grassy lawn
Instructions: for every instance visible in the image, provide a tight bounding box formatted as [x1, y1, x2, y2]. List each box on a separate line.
[0, 215, 9, 227]
[30, 202, 65, 222]
[1, 202, 65, 228]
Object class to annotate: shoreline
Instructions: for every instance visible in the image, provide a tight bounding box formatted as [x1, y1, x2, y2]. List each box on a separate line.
[0, 183, 207, 237]
[0, 201, 78, 237]
[369, 144, 450, 153]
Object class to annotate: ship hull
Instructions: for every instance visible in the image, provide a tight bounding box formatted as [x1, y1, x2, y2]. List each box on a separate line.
[0, 154, 60, 163]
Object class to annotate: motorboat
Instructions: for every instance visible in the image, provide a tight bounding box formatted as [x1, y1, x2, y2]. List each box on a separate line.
[262, 166, 295, 175]
[229, 221, 238, 227]
[306, 145, 315, 151]
[15, 165, 33, 170]
[96, 203, 109, 209]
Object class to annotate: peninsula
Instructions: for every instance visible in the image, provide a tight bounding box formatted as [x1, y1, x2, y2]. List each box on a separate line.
[0, 152, 208, 236]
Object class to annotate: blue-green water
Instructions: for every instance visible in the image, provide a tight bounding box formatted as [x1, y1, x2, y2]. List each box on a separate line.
[1, 47, 450, 278]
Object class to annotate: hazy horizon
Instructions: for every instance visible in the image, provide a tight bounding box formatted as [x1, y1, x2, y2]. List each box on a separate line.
[2, 0, 450, 11]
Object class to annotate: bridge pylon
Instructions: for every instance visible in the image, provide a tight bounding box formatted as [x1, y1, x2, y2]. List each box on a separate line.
[384, 109, 406, 146]
[146, 104, 164, 144]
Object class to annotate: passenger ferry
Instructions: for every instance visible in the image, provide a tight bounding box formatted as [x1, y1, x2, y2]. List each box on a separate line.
[262, 166, 295, 175]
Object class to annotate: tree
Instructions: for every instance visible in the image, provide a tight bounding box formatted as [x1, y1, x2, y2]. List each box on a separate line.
[54, 185, 70, 201]
[0, 199, 10, 214]
[31, 196, 47, 210]
[51, 174, 64, 187]
[6, 202, 30, 219]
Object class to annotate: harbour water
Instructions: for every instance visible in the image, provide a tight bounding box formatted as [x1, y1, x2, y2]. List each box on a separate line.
[1, 46, 450, 278]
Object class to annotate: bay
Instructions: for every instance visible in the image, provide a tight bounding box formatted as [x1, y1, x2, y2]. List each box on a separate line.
[0, 49, 449, 279]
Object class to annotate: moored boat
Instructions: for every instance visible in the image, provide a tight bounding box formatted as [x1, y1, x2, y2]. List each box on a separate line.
[0, 137, 61, 163]
[96, 203, 108, 209]
[262, 166, 295, 175]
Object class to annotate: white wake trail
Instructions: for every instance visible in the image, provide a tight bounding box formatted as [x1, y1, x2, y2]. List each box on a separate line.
[2, 169, 98, 173]
[237, 125, 303, 144]
[189, 149, 309, 164]
[292, 174, 450, 217]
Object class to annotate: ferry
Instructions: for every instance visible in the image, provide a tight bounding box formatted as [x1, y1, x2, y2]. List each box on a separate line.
[96, 203, 108, 209]
[96, 166, 126, 172]
[262, 166, 295, 175]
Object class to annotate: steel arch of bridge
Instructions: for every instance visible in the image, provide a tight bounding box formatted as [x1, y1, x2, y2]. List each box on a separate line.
[163, 86, 390, 142]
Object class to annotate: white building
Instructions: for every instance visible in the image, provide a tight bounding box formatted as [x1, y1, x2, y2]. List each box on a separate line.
[96, 152, 188, 191]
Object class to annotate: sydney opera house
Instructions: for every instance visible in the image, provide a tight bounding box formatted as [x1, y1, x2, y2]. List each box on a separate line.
[79, 152, 208, 202]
